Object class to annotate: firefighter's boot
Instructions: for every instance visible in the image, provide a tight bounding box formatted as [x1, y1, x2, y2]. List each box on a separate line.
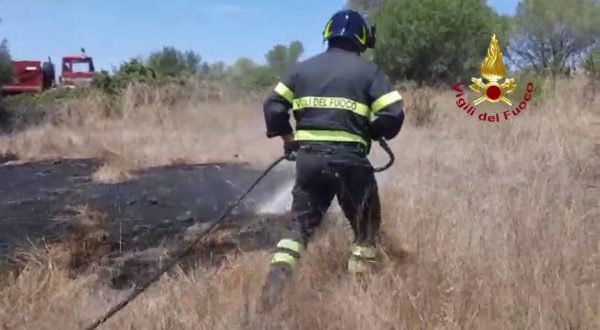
[259, 239, 304, 312]
[347, 244, 379, 276]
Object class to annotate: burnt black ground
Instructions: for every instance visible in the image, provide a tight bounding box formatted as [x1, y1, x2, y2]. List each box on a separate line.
[0, 157, 295, 287]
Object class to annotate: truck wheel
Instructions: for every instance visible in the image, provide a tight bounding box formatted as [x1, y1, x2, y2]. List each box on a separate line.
[42, 62, 56, 89]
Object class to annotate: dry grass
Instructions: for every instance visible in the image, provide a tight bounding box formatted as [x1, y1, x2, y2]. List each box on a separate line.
[0, 82, 282, 178]
[91, 163, 137, 184]
[0, 77, 598, 329]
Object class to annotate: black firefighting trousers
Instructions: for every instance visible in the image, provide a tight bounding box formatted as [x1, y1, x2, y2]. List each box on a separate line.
[263, 143, 381, 303]
[285, 143, 382, 247]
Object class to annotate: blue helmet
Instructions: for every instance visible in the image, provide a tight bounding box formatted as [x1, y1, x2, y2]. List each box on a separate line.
[322, 9, 376, 53]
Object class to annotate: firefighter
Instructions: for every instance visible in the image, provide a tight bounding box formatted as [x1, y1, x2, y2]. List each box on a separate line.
[260, 9, 405, 306]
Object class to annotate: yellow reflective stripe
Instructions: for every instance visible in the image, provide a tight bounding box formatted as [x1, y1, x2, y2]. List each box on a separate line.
[295, 129, 367, 146]
[277, 239, 304, 253]
[350, 244, 377, 259]
[372, 91, 403, 113]
[274, 82, 295, 103]
[292, 97, 370, 117]
[323, 19, 333, 39]
[271, 252, 298, 268]
[355, 26, 367, 46]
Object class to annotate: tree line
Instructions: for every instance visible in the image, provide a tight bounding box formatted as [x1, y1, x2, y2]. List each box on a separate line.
[348, 0, 599, 84]
[0, 18, 305, 94]
[1, 0, 599, 91]
[68, 40, 305, 94]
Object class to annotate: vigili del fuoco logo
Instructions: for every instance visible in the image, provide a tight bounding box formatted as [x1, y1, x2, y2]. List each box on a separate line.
[452, 34, 534, 123]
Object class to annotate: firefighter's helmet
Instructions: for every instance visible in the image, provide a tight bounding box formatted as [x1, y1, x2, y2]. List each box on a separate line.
[322, 9, 376, 53]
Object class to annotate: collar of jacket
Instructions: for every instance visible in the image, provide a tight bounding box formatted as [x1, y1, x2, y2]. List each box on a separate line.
[326, 46, 360, 56]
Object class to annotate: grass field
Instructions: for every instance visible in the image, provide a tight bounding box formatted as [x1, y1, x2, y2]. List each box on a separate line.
[0, 76, 598, 329]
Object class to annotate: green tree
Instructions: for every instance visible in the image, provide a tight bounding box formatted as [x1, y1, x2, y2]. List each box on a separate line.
[146, 46, 202, 77]
[183, 50, 202, 74]
[583, 47, 600, 77]
[249, 66, 278, 89]
[287, 41, 305, 70]
[0, 17, 13, 86]
[346, 0, 385, 14]
[0, 39, 13, 85]
[508, 0, 600, 76]
[266, 44, 288, 75]
[265, 41, 304, 76]
[371, 0, 508, 85]
[200, 62, 211, 75]
[230, 57, 279, 90]
[231, 57, 257, 77]
[201, 61, 227, 77]
[229, 57, 257, 88]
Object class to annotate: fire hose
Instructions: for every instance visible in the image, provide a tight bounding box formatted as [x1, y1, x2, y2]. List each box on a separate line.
[84, 138, 394, 330]
[372, 138, 395, 172]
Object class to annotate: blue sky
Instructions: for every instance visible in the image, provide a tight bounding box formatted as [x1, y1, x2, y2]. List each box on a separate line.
[0, 0, 520, 71]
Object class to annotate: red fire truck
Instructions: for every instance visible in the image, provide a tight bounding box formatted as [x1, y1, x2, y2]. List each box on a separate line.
[1, 49, 95, 95]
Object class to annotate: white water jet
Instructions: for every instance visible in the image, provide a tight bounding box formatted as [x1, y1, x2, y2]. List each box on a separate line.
[254, 179, 343, 215]
[256, 176, 295, 214]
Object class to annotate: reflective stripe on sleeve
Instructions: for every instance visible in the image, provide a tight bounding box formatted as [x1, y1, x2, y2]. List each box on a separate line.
[371, 91, 402, 113]
[271, 252, 298, 268]
[292, 96, 370, 117]
[276, 239, 304, 253]
[274, 82, 295, 103]
[295, 129, 367, 146]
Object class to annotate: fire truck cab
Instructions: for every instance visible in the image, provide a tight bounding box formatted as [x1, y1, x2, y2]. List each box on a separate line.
[60, 49, 95, 88]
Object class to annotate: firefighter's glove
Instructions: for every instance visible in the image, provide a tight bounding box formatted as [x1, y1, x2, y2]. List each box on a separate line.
[284, 141, 298, 161]
[369, 123, 382, 141]
[370, 129, 382, 141]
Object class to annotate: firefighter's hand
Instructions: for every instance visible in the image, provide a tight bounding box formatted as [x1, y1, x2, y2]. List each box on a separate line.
[282, 134, 297, 161]
[369, 124, 382, 141]
[370, 130, 382, 141]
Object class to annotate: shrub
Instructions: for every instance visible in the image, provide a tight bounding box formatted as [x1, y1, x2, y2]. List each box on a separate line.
[0, 39, 12, 86]
[583, 47, 600, 78]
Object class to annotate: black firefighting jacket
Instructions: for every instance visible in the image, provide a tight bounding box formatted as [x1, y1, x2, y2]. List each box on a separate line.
[263, 47, 405, 152]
